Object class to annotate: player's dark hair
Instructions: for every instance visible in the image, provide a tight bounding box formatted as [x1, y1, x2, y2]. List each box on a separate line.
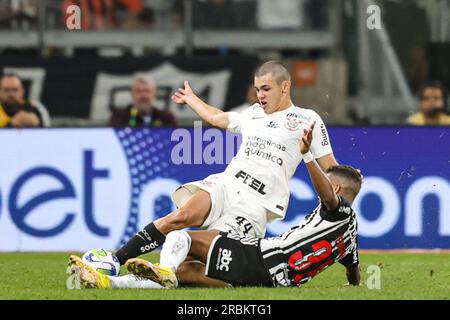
[417, 80, 449, 112]
[255, 60, 291, 84]
[326, 165, 362, 198]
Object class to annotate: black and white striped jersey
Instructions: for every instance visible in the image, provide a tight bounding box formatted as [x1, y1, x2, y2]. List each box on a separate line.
[259, 196, 359, 287]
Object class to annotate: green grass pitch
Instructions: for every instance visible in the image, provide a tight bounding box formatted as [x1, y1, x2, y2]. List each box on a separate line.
[1, 252, 449, 300]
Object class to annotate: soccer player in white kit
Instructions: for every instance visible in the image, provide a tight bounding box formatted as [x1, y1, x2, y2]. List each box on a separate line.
[70, 61, 338, 270]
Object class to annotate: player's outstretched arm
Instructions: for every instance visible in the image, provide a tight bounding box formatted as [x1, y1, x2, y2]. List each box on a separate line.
[300, 122, 339, 211]
[171, 80, 230, 129]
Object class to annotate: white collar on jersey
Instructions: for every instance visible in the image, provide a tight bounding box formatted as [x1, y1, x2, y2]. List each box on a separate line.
[263, 104, 297, 115]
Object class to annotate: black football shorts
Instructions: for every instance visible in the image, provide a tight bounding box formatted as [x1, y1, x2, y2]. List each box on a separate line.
[205, 233, 274, 287]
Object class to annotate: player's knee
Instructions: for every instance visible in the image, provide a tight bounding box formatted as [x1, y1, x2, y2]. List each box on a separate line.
[170, 207, 203, 228]
[189, 236, 209, 259]
[167, 230, 191, 250]
[156, 208, 201, 234]
[176, 262, 190, 282]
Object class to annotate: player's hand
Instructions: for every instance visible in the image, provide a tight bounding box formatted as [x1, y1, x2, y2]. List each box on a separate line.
[300, 121, 315, 154]
[342, 282, 362, 287]
[171, 80, 195, 105]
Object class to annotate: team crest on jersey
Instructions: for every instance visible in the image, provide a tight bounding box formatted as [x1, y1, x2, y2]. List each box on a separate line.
[285, 118, 302, 131]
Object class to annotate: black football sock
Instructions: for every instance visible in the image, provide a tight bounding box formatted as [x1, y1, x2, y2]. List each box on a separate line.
[115, 222, 166, 265]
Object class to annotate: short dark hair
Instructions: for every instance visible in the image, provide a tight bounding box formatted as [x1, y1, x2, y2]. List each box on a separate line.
[326, 165, 363, 198]
[254, 60, 291, 84]
[417, 81, 448, 110]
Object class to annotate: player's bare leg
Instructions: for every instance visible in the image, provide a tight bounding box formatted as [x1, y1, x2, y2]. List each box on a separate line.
[115, 190, 212, 265]
[154, 190, 212, 234]
[176, 260, 229, 288]
[186, 230, 220, 262]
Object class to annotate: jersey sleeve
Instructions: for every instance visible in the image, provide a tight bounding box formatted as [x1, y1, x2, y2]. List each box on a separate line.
[331, 196, 359, 267]
[227, 111, 242, 133]
[226, 104, 258, 133]
[320, 196, 353, 221]
[309, 111, 333, 159]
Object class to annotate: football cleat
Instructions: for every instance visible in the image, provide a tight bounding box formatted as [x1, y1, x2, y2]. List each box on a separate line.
[126, 258, 178, 289]
[68, 255, 111, 289]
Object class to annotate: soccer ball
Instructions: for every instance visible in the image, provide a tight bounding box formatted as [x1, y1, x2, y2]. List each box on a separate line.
[82, 248, 120, 276]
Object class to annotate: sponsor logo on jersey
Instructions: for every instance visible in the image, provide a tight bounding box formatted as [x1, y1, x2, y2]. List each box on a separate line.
[252, 116, 265, 120]
[320, 124, 329, 146]
[244, 136, 285, 166]
[286, 113, 311, 122]
[235, 170, 267, 195]
[266, 121, 278, 129]
[247, 136, 287, 152]
[338, 206, 351, 215]
[244, 146, 284, 167]
[217, 248, 233, 272]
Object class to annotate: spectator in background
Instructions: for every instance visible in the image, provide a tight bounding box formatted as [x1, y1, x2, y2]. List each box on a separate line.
[0, 74, 45, 128]
[229, 83, 258, 113]
[0, 0, 38, 30]
[119, 0, 153, 29]
[126, 0, 170, 28]
[407, 81, 450, 126]
[109, 74, 177, 128]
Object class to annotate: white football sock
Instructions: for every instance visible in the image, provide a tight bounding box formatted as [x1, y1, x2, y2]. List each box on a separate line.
[109, 274, 165, 289]
[160, 230, 192, 272]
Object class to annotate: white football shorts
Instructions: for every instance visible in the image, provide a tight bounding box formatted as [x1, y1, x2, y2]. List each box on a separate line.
[172, 173, 268, 238]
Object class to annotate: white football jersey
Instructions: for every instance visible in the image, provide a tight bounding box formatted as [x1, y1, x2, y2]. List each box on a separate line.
[225, 104, 333, 221]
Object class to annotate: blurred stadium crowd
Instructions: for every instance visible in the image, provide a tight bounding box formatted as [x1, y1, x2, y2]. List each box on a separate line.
[0, 0, 449, 127]
[0, 0, 329, 31]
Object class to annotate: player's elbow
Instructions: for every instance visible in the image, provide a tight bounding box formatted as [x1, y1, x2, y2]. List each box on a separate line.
[317, 154, 338, 171]
[321, 193, 339, 209]
[209, 114, 220, 127]
[210, 112, 227, 129]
